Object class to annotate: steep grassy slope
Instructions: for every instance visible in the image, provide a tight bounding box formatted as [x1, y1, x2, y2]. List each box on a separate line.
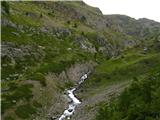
[1, 2, 96, 120]
[1, 1, 160, 120]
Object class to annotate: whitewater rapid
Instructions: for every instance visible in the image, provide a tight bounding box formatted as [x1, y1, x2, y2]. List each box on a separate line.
[57, 73, 88, 120]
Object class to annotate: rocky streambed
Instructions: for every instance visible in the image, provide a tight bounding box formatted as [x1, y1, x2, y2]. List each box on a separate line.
[53, 73, 89, 120]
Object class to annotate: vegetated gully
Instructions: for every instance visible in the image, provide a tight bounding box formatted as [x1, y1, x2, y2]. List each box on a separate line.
[55, 72, 89, 120]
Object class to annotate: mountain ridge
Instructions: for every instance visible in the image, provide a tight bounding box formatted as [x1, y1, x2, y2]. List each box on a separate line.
[1, 1, 160, 120]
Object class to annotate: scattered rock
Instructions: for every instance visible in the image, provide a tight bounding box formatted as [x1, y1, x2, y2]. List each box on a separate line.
[12, 100, 16, 103]
[11, 32, 20, 36]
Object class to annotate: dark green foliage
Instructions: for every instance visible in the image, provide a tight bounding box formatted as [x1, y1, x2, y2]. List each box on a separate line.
[96, 72, 160, 120]
[40, 13, 43, 18]
[11, 84, 33, 101]
[37, 60, 74, 74]
[84, 32, 97, 40]
[64, 81, 74, 88]
[2, 55, 11, 64]
[1, 65, 16, 80]
[80, 16, 86, 22]
[4, 116, 14, 120]
[2, 1, 10, 14]
[15, 104, 36, 119]
[8, 82, 18, 91]
[37, 62, 65, 74]
[1, 84, 33, 113]
[33, 100, 42, 108]
[28, 72, 46, 86]
[84, 32, 101, 49]
[73, 23, 78, 28]
[25, 12, 29, 16]
[81, 31, 84, 35]
[1, 99, 14, 114]
[133, 76, 138, 81]
[48, 12, 55, 17]
[67, 20, 71, 24]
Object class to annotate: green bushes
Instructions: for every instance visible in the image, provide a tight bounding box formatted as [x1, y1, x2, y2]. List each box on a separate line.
[15, 104, 36, 119]
[73, 23, 78, 28]
[80, 16, 86, 22]
[37, 61, 74, 74]
[11, 84, 33, 101]
[8, 82, 18, 90]
[64, 81, 74, 88]
[33, 100, 42, 108]
[29, 72, 46, 86]
[67, 20, 71, 24]
[84, 32, 102, 49]
[1, 84, 33, 113]
[37, 62, 65, 74]
[1, 99, 14, 114]
[96, 72, 160, 120]
[4, 116, 14, 120]
[84, 32, 97, 40]
[2, 1, 10, 14]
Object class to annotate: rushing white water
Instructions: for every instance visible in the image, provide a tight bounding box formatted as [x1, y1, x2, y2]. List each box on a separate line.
[57, 73, 88, 120]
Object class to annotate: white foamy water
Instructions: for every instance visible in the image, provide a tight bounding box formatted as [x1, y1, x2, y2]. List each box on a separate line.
[57, 73, 88, 120]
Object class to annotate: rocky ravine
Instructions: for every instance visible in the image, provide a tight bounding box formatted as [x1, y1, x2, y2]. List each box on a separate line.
[32, 62, 96, 120]
[57, 73, 88, 120]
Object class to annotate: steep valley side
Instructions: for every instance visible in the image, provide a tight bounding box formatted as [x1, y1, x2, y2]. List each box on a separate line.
[1, 1, 160, 120]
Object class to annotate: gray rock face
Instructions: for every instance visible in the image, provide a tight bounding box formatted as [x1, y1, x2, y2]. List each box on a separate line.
[25, 12, 38, 18]
[74, 36, 96, 53]
[95, 36, 107, 46]
[123, 39, 137, 48]
[1, 18, 17, 28]
[57, 61, 96, 84]
[1, 42, 45, 64]
[66, 61, 95, 82]
[53, 27, 71, 38]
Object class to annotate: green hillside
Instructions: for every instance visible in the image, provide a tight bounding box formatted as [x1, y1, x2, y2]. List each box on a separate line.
[1, 1, 160, 120]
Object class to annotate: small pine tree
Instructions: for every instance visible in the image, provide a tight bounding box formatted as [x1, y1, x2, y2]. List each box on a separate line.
[73, 23, 77, 28]
[81, 31, 84, 35]
[81, 16, 86, 22]
[67, 20, 71, 24]
[40, 13, 43, 18]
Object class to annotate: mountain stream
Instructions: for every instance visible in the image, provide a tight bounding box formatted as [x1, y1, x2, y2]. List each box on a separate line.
[56, 73, 88, 120]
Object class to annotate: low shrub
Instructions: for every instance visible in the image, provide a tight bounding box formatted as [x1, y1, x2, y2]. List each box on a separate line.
[29, 72, 46, 86]
[64, 81, 74, 89]
[15, 104, 36, 119]
[11, 84, 33, 101]
[4, 116, 14, 120]
[33, 100, 42, 108]
[1, 100, 14, 114]
[37, 61, 70, 74]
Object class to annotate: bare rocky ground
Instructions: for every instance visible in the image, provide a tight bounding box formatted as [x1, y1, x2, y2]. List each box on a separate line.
[71, 81, 130, 120]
